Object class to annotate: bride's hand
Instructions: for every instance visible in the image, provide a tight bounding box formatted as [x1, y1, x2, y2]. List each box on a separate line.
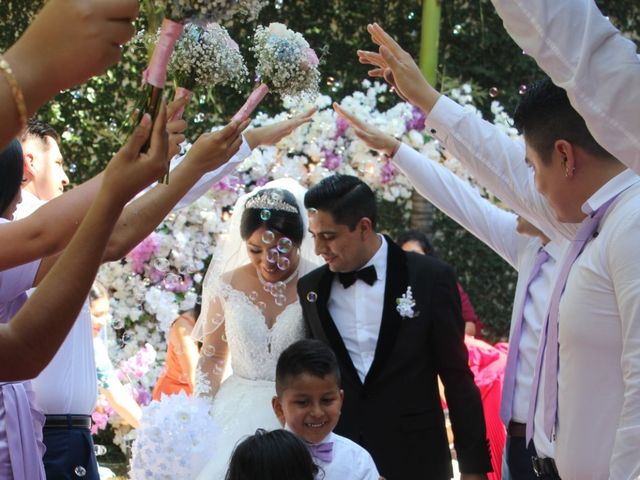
[244, 106, 318, 149]
[184, 118, 251, 175]
[333, 103, 400, 157]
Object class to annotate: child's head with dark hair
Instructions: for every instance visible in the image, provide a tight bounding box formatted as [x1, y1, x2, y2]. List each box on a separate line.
[0, 139, 25, 220]
[305, 175, 380, 273]
[225, 428, 318, 480]
[273, 340, 343, 445]
[397, 229, 436, 257]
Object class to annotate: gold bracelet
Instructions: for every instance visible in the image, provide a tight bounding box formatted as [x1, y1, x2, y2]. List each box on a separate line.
[0, 56, 28, 131]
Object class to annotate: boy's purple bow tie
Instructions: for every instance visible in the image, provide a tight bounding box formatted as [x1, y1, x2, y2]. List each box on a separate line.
[308, 441, 334, 463]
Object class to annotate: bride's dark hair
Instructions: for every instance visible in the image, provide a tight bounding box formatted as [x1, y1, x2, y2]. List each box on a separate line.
[240, 188, 304, 245]
[225, 429, 319, 480]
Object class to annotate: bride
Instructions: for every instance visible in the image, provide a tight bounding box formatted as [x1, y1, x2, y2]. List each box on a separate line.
[193, 178, 321, 479]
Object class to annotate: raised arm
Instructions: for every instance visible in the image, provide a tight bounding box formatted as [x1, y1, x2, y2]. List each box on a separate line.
[1, 0, 138, 147]
[170, 107, 318, 211]
[0, 106, 169, 380]
[490, 0, 640, 174]
[357, 23, 574, 241]
[334, 103, 520, 268]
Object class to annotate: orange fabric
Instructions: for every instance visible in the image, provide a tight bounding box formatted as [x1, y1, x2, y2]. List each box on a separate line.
[152, 316, 195, 401]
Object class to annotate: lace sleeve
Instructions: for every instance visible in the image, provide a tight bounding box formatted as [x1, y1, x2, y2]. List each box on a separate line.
[194, 294, 229, 399]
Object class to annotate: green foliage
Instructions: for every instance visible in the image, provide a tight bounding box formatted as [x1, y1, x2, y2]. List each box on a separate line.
[1, 1, 637, 341]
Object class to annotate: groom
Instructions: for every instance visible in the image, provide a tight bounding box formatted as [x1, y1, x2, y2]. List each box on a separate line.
[298, 174, 491, 480]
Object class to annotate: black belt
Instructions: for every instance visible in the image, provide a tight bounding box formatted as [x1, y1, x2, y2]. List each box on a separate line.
[507, 421, 526, 438]
[531, 455, 560, 479]
[44, 414, 92, 430]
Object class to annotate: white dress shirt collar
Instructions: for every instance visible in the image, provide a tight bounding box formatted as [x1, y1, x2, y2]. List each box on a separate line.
[360, 234, 387, 281]
[581, 169, 640, 215]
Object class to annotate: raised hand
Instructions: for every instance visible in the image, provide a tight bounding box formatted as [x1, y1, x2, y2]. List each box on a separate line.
[184, 119, 251, 174]
[357, 23, 440, 113]
[102, 102, 170, 204]
[166, 96, 189, 159]
[244, 106, 318, 149]
[6, 0, 138, 113]
[333, 103, 399, 157]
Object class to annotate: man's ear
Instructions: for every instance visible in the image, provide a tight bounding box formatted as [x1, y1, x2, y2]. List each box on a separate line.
[554, 139, 577, 178]
[358, 217, 375, 240]
[22, 152, 36, 182]
[272, 395, 286, 427]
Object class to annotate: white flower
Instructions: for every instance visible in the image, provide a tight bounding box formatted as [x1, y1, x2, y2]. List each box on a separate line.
[268, 22, 289, 37]
[396, 286, 417, 318]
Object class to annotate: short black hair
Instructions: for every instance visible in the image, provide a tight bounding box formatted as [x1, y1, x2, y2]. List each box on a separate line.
[397, 229, 436, 257]
[304, 174, 377, 230]
[240, 188, 304, 245]
[225, 429, 318, 480]
[0, 139, 24, 217]
[276, 339, 341, 396]
[20, 118, 60, 144]
[513, 78, 615, 164]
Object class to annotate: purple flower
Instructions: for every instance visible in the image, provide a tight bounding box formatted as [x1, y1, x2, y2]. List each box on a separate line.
[255, 176, 269, 187]
[215, 175, 242, 192]
[322, 149, 342, 171]
[406, 106, 426, 132]
[127, 233, 160, 274]
[380, 160, 397, 184]
[334, 116, 349, 139]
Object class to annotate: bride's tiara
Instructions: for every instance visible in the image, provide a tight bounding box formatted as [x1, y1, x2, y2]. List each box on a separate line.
[245, 191, 299, 214]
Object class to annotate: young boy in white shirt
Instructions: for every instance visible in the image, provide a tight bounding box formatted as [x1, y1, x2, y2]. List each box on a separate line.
[272, 339, 381, 480]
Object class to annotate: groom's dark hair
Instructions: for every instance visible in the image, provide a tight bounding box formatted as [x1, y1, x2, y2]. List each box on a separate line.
[275, 339, 341, 395]
[304, 174, 377, 230]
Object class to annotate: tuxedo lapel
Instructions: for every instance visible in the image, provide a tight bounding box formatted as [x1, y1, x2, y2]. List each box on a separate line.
[365, 236, 409, 385]
[313, 267, 362, 386]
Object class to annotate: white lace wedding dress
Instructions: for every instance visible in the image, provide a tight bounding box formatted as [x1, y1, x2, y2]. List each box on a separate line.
[195, 282, 306, 480]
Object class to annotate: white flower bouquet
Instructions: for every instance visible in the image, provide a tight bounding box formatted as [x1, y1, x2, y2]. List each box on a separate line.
[129, 391, 221, 479]
[232, 22, 321, 122]
[169, 22, 248, 118]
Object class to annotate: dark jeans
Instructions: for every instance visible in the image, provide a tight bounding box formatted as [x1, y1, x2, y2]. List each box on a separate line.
[43, 427, 99, 480]
[506, 435, 538, 480]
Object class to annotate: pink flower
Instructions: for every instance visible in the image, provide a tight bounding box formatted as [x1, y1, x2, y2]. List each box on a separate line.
[226, 38, 240, 52]
[380, 160, 397, 184]
[334, 116, 349, 139]
[127, 233, 160, 274]
[303, 48, 319, 68]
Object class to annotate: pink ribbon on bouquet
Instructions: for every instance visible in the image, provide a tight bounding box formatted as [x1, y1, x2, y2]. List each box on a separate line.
[143, 18, 185, 89]
[232, 83, 270, 123]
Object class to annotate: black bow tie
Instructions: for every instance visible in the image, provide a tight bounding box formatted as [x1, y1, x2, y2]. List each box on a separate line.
[337, 265, 377, 289]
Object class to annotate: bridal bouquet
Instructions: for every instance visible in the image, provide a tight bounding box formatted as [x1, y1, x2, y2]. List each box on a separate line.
[233, 23, 321, 122]
[169, 22, 248, 118]
[138, 0, 266, 181]
[130, 391, 221, 479]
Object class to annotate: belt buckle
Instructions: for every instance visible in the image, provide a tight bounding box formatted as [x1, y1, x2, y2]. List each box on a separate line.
[531, 457, 543, 477]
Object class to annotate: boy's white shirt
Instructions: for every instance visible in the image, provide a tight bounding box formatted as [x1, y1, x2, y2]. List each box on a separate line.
[284, 424, 379, 479]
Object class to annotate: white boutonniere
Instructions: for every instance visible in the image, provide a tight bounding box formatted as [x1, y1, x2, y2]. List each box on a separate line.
[396, 286, 417, 318]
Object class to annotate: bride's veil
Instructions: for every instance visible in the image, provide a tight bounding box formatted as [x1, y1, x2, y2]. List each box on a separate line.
[192, 178, 322, 342]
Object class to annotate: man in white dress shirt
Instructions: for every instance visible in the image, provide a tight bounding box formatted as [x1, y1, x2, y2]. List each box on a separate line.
[333, 103, 562, 479]
[298, 174, 491, 480]
[358, 27, 640, 478]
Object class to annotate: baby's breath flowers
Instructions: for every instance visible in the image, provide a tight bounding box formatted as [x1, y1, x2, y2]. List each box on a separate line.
[170, 23, 248, 92]
[251, 22, 321, 101]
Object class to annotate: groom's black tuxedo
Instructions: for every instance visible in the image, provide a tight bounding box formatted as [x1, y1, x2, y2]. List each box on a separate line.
[297, 237, 492, 479]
